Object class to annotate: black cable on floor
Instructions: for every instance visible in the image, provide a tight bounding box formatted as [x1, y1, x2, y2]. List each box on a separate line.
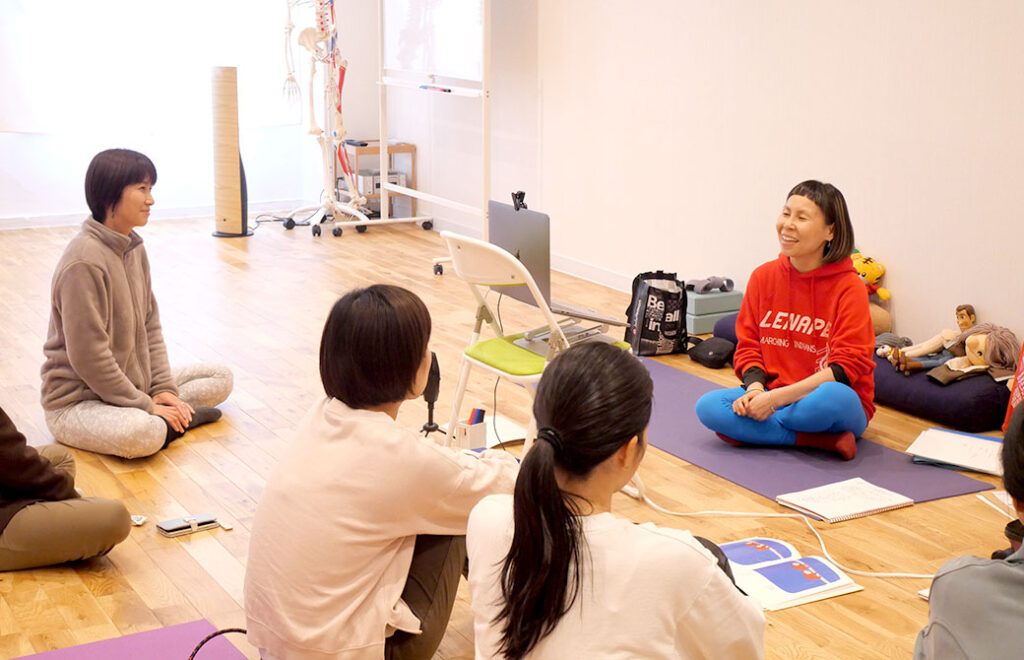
[188, 627, 247, 659]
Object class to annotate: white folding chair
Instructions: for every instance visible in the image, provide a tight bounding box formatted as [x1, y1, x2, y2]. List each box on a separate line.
[440, 231, 570, 448]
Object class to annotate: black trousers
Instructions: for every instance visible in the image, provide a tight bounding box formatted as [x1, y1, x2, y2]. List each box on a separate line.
[384, 534, 467, 660]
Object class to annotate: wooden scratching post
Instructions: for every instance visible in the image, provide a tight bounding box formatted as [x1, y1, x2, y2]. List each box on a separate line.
[212, 66, 252, 237]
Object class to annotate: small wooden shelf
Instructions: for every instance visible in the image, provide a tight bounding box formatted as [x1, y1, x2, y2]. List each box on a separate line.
[340, 140, 417, 216]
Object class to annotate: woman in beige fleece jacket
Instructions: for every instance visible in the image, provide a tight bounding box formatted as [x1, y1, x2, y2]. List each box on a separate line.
[40, 149, 233, 459]
[244, 285, 518, 660]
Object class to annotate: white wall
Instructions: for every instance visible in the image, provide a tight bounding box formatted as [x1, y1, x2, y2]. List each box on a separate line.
[0, 0, 382, 227]
[6, 1, 1023, 345]
[535, 0, 1024, 342]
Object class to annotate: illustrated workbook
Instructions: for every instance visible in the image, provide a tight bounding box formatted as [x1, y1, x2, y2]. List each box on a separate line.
[720, 537, 862, 611]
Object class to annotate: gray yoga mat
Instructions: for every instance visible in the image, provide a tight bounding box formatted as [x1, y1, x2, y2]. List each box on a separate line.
[642, 357, 994, 503]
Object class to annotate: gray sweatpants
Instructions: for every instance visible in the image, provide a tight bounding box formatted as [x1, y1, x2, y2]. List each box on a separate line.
[0, 445, 130, 571]
[45, 363, 233, 459]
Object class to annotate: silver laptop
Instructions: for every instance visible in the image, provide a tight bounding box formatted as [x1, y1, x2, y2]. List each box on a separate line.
[487, 200, 626, 330]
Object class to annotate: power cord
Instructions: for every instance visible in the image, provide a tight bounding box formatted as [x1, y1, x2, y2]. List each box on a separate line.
[189, 627, 247, 659]
[623, 474, 933, 580]
[253, 190, 334, 231]
[253, 206, 322, 230]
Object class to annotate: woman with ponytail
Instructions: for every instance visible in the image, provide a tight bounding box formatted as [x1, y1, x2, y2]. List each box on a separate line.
[467, 343, 764, 658]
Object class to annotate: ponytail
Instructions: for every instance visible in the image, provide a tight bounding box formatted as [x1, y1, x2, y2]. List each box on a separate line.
[495, 343, 653, 657]
[497, 428, 584, 657]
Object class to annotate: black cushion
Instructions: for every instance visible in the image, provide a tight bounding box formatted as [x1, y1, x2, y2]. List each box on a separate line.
[713, 312, 739, 344]
[872, 355, 1009, 432]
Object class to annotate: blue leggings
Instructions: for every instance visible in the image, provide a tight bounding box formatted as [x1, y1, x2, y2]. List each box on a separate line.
[695, 382, 868, 446]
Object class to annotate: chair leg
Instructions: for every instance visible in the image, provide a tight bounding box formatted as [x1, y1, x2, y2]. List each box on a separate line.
[522, 382, 538, 454]
[445, 358, 473, 447]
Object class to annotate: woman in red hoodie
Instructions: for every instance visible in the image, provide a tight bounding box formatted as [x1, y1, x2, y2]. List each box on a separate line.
[695, 181, 875, 460]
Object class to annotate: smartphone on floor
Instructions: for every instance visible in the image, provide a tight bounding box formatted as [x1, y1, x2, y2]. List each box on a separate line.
[156, 514, 219, 538]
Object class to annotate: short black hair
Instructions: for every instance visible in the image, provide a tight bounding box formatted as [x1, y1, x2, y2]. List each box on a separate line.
[85, 149, 157, 223]
[319, 285, 431, 409]
[787, 180, 854, 264]
[1003, 405, 1024, 502]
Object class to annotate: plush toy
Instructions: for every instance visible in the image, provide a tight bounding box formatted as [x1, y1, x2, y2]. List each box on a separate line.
[851, 253, 891, 334]
[851, 253, 890, 300]
[925, 323, 1020, 385]
[877, 304, 975, 362]
[868, 305, 893, 335]
[878, 304, 1020, 383]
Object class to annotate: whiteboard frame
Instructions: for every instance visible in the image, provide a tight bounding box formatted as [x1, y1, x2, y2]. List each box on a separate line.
[377, 0, 491, 238]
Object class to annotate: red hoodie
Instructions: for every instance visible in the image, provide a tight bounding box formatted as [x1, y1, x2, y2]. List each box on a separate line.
[733, 255, 876, 420]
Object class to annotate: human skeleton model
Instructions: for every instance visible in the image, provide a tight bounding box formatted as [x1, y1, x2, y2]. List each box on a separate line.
[284, 0, 369, 226]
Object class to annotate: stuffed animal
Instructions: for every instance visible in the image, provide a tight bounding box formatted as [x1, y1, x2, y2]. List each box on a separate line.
[851, 253, 890, 301]
[879, 309, 1021, 385]
[924, 323, 1020, 385]
[869, 304, 893, 335]
[878, 304, 975, 361]
[851, 253, 891, 334]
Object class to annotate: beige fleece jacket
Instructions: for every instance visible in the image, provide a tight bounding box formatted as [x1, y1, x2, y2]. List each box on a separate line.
[244, 398, 519, 659]
[41, 218, 176, 412]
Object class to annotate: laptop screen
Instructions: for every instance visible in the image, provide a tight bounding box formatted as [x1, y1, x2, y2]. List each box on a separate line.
[487, 200, 551, 307]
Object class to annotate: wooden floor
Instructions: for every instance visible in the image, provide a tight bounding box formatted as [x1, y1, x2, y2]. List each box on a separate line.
[0, 218, 1008, 659]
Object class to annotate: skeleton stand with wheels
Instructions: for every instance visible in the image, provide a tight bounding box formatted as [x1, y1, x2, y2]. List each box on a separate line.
[282, 0, 428, 237]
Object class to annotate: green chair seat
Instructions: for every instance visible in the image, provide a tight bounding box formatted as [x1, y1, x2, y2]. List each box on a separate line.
[465, 334, 632, 377]
[465, 334, 546, 376]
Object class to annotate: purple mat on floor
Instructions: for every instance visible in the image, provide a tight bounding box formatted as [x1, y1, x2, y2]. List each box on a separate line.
[17, 619, 245, 660]
[642, 358, 993, 503]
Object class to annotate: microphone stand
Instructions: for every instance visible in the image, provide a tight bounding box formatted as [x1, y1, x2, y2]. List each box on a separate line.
[422, 352, 440, 436]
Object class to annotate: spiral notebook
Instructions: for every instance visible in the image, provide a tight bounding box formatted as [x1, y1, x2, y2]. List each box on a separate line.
[775, 477, 914, 523]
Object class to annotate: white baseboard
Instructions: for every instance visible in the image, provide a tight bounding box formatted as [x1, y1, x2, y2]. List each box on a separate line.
[551, 253, 632, 294]
[0, 200, 308, 231]
[428, 215, 484, 240]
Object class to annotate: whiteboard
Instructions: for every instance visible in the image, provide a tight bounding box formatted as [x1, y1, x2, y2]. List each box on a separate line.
[383, 0, 483, 82]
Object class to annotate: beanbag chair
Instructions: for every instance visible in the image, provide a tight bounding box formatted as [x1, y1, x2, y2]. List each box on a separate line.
[872, 355, 1009, 432]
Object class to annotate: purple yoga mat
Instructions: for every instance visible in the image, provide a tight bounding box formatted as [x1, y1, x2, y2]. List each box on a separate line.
[18, 619, 246, 660]
[642, 358, 994, 503]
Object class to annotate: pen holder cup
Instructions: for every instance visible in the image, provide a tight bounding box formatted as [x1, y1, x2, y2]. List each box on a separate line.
[455, 422, 488, 450]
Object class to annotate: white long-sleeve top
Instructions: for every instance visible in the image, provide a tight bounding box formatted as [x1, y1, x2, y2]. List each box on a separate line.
[467, 494, 766, 659]
[244, 398, 518, 659]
